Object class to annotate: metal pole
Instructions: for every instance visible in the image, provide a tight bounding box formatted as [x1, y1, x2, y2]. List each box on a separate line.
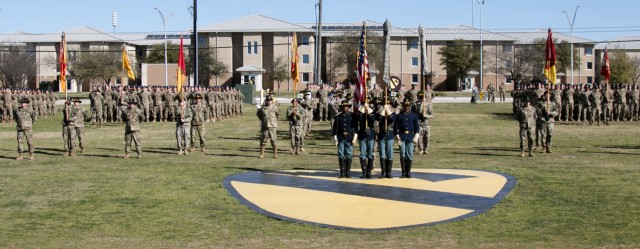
[154, 8, 168, 87]
[193, 0, 198, 86]
[315, 0, 323, 85]
[477, 0, 484, 91]
[563, 6, 580, 85]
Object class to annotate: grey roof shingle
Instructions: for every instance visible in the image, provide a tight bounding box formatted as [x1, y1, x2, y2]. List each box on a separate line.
[500, 30, 594, 45]
[595, 36, 640, 50]
[200, 14, 313, 33]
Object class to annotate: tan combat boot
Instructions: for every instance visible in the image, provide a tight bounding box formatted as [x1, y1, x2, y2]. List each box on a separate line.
[80, 148, 85, 154]
[520, 151, 525, 157]
[16, 153, 23, 160]
[69, 150, 75, 157]
[28, 153, 34, 160]
[177, 150, 184, 155]
[546, 147, 552, 154]
[424, 149, 430, 155]
[63, 151, 69, 157]
[123, 153, 130, 159]
[528, 151, 534, 157]
[258, 145, 265, 158]
[273, 144, 278, 159]
[201, 146, 206, 153]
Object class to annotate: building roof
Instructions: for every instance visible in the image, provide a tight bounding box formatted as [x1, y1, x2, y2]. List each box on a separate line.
[595, 36, 640, 50]
[500, 30, 594, 45]
[200, 14, 313, 33]
[0, 26, 190, 46]
[422, 25, 516, 41]
[298, 20, 418, 37]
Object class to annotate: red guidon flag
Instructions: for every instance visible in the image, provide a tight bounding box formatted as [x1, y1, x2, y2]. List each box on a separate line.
[291, 32, 300, 95]
[177, 36, 187, 93]
[601, 47, 610, 82]
[544, 28, 557, 85]
[59, 32, 67, 93]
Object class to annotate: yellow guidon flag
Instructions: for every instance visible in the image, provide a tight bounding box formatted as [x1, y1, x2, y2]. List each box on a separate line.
[177, 36, 187, 93]
[544, 28, 557, 85]
[291, 32, 300, 95]
[122, 45, 135, 80]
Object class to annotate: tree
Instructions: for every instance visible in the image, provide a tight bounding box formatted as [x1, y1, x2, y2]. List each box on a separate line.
[556, 41, 581, 74]
[0, 46, 36, 88]
[438, 39, 480, 90]
[144, 42, 179, 64]
[609, 49, 635, 83]
[186, 47, 228, 86]
[73, 48, 123, 86]
[329, 29, 383, 83]
[269, 55, 289, 96]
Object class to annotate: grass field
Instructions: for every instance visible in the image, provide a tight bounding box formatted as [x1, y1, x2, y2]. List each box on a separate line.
[0, 103, 638, 248]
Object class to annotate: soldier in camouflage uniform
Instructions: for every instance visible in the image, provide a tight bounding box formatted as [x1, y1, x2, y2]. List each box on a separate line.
[37, 90, 47, 118]
[175, 97, 192, 155]
[552, 85, 563, 121]
[14, 98, 36, 160]
[139, 87, 152, 122]
[499, 83, 506, 102]
[206, 88, 217, 122]
[257, 95, 280, 158]
[614, 84, 627, 121]
[68, 98, 90, 156]
[189, 94, 209, 152]
[122, 100, 144, 159]
[62, 100, 72, 156]
[629, 84, 639, 121]
[414, 91, 434, 155]
[151, 87, 164, 122]
[164, 88, 177, 122]
[517, 99, 536, 157]
[602, 84, 614, 125]
[589, 86, 602, 126]
[2, 88, 13, 122]
[563, 84, 575, 121]
[537, 92, 558, 153]
[47, 91, 57, 117]
[90, 87, 104, 126]
[316, 85, 329, 121]
[287, 98, 305, 155]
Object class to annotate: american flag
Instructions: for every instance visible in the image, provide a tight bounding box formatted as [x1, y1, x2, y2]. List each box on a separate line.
[355, 22, 369, 109]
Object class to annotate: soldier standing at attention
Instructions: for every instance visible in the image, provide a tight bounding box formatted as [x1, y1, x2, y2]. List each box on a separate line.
[552, 85, 563, 121]
[62, 99, 72, 156]
[414, 91, 434, 155]
[152, 87, 164, 122]
[395, 100, 420, 178]
[164, 88, 177, 122]
[354, 99, 375, 178]
[563, 84, 575, 121]
[122, 100, 144, 159]
[286, 98, 305, 155]
[537, 92, 558, 154]
[257, 95, 280, 158]
[316, 84, 329, 121]
[602, 84, 614, 125]
[579, 85, 592, 124]
[517, 100, 536, 157]
[68, 98, 90, 156]
[139, 87, 152, 122]
[499, 82, 506, 102]
[376, 98, 396, 178]
[14, 98, 36, 160]
[3, 88, 14, 122]
[175, 97, 192, 155]
[189, 94, 209, 152]
[488, 83, 496, 103]
[90, 87, 104, 127]
[589, 86, 602, 126]
[332, 100, 356, 178]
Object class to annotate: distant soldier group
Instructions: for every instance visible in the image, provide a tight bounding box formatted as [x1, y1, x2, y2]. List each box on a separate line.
[88, 85, 244, 126]
[2, 88, 57, 123]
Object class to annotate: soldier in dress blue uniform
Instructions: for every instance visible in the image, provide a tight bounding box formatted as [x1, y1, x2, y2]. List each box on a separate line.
[354, 99, 376, 178]
[394, 100, 420, 178]
[376, 98, 396, 178]
[332, 100, 357, 178]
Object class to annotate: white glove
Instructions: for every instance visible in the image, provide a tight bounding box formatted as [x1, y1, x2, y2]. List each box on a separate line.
[333, 135, 338, 147]
[396, 135, 402, 146]
[413, 133, 420, 143]
[352, 133, 358, 145]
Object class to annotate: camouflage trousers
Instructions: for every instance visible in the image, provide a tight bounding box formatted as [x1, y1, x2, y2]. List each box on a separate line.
[142, 104, 151, 121]
[540, 122, 554, 147]
[580, 104, 591, 122]
[564, 103, 574, 121]
[590, 106, 602, 124]
[49, 103, 56, 116]
[164, 105, 176, 121]
[17, 129, 34, 153]
[519, 125, 534, 152]
[417, 125, 431, 151]
[260, 127, 277, 146]
[190, 125, 206, 147]
[68, 126, 85, 151]
[208, 105, 216, 121]
[289, 125, 303, 147]
[3, 105, 12, 121]
[125, 130, 142, 155]
[615, 103, 627, 121]
[176, 124, 191, 150]
[152, 105, 163, 122]
[317, 103, 328, 121]
[603, 104, 614, 122]
[62, 125, 70, 151]
[38, 105, 47, 117]
[630, 101, 639, 119]
[92, 107, 103, 124]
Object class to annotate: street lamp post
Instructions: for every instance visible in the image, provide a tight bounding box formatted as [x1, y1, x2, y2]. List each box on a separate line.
[154, 7, 169, 87]
[563, 6, 580, 85]
[477, 0, 485, 91]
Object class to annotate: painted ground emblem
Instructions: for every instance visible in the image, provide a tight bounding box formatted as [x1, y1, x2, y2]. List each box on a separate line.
[224, 169, 516, 230]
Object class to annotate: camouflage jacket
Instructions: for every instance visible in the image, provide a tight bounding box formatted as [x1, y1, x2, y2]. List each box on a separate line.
[69, 105, 89, 128]
[190, 103, 209, 126]
[152, 91, 164, 106]
[175, 105, 192, 126]
[537, 100, 558, 123]
[257, 104, 280, 129]
[122, 107, 144, 132]
[286, 106, 305, 126]
[15, 107, 36, 130]
[517, 105, 537, 128]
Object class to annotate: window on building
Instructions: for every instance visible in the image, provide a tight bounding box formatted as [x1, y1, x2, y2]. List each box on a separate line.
[253, 42, 258, 54]
[506, 76, 513, 84]
[412, 74, 419, 83]
[302, 73, 310, 82]
[301, 36, 310, 45]
[409, 39, 419, 50]
[585, 47, 593, 56]
[587, 62, 593, 70]
[587, 76, 593, 84]
[247, 42, 252, 54]
[506, 60, 513, 68]
[503, 45, 513, 53]
[411, 57, 419, 67]
[302, 54, 310, 64]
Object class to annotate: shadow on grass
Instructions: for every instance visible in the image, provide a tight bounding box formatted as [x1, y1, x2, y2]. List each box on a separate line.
[597, 145, 640, 150]
[475, 146, 521, 152]
[219, 136, 258, 141]
[577, 150, 640, 156]
[492, 113, 516, 120]
[210, 153, 256, 158]
[452, 152, 515, 157]
[0, 155, 18, 160]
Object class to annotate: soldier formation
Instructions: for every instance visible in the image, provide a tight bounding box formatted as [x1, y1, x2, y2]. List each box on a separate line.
[2, 88, 57, 123]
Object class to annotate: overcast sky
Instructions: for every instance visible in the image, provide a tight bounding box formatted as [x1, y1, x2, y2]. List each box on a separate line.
[1, 0, 638, 41]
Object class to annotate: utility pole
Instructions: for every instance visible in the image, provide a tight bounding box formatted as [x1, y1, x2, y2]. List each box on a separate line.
[154, 8, 169, 87]
[563, 6, 580, 85]
[193, 0, 199, 86]
[477, 0, 485, 90]
[315, 0, 323, 85]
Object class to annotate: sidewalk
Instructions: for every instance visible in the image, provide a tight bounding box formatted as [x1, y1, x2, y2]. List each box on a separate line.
[255, 97, 514, 104]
